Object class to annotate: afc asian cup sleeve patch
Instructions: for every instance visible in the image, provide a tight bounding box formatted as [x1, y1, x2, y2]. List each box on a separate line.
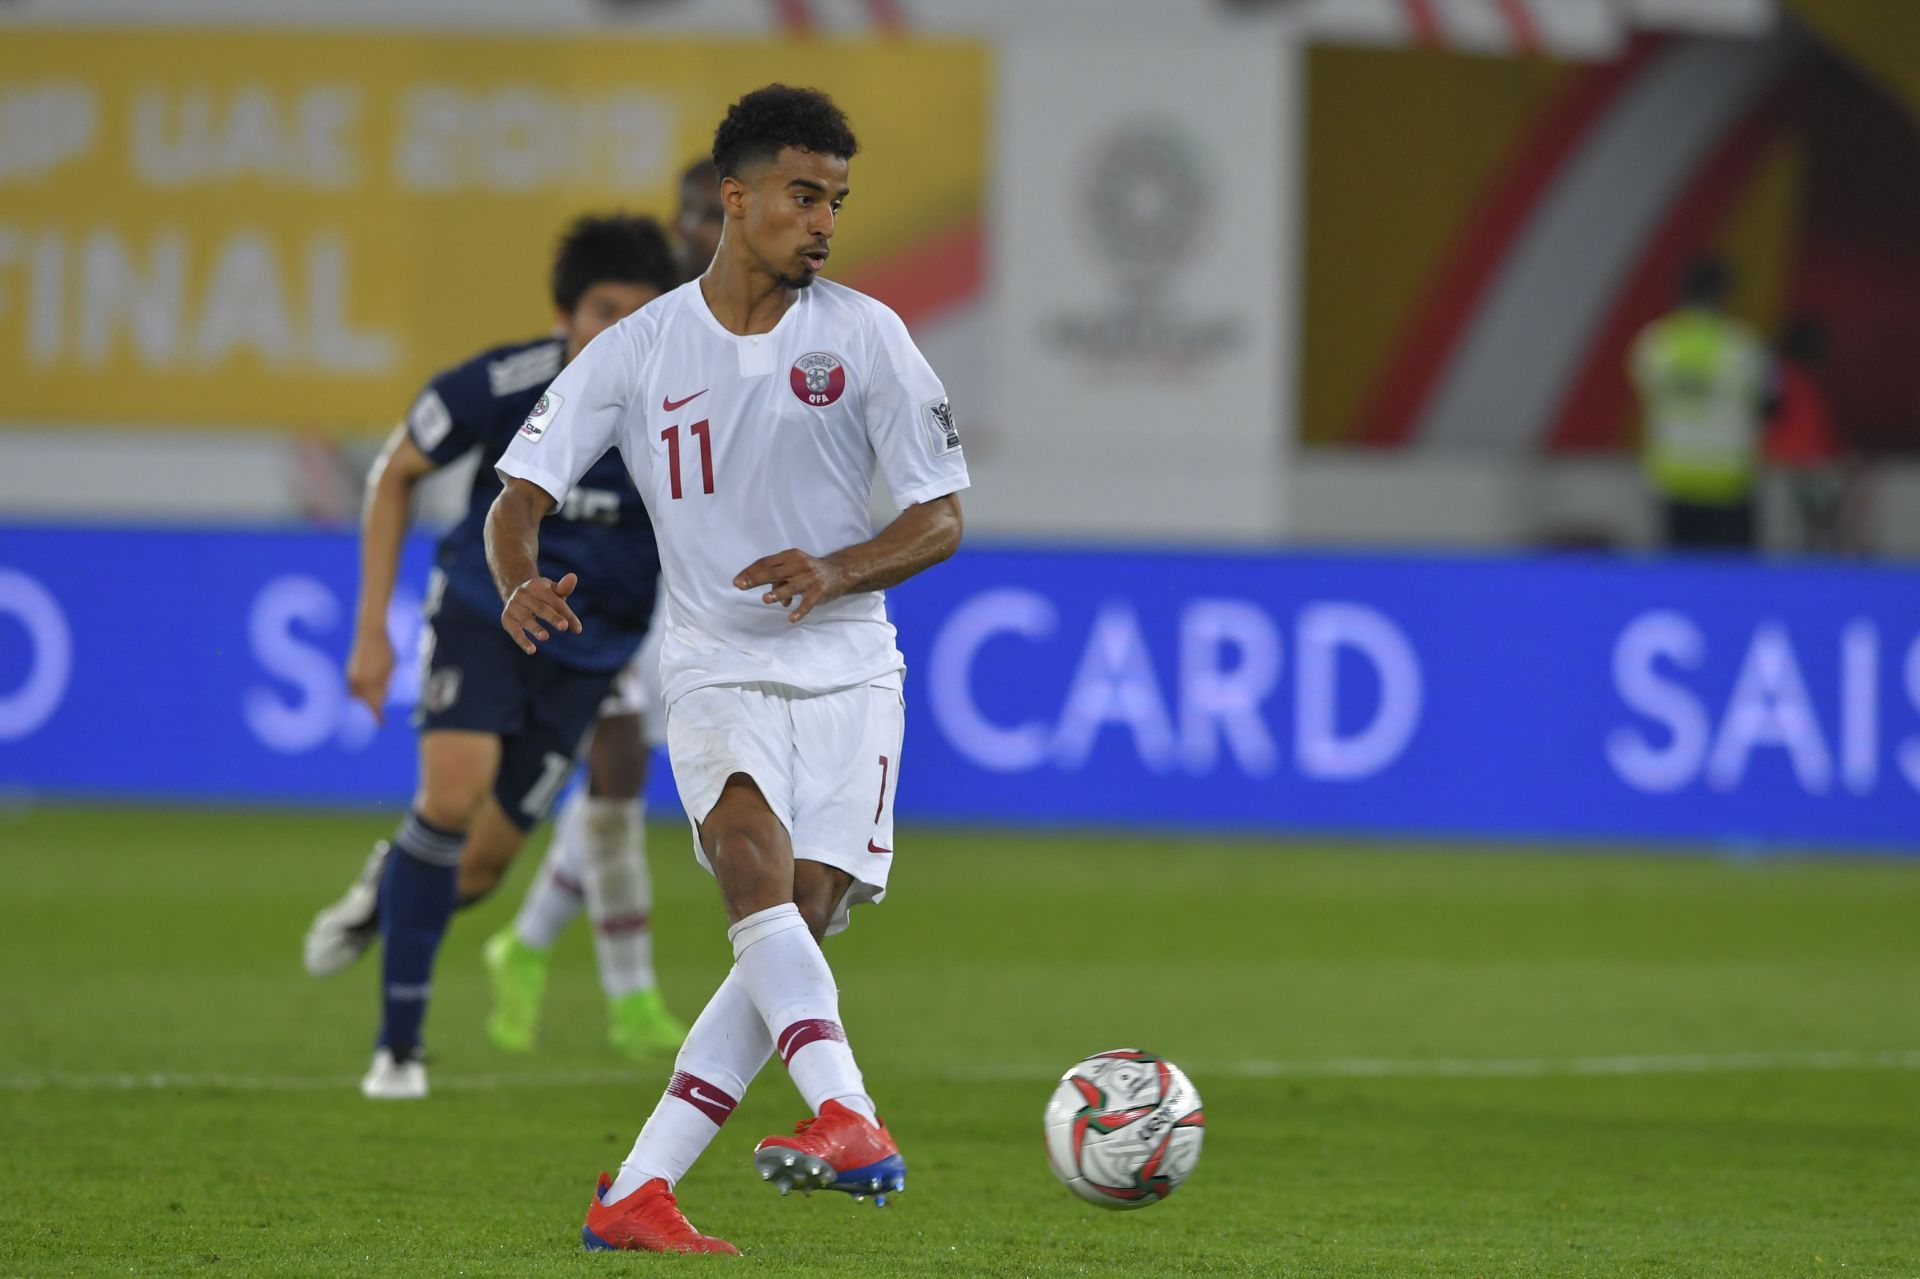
[922, 396, 960, 455]
[519, 390, 563, 441]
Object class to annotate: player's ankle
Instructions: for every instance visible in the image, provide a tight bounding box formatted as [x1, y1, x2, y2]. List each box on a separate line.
[828, 1094, 878, 1123]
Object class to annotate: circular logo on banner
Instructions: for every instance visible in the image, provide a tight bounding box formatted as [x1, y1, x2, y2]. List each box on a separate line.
[1083, 122, 1210, 277]
[790, 352, 847, 407]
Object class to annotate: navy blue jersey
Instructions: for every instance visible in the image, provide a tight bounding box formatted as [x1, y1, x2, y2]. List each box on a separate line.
[405, 335, 657, 673]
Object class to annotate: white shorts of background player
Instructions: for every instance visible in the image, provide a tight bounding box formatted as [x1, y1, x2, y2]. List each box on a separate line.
[667, 679, 903, 937]
[597, 593, 668, 744]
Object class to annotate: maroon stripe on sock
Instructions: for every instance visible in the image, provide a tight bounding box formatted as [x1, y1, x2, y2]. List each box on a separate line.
[551, 871, 584, 896]
[777, 1018, 846, 1066]
[595, 913, 649, 937]
[666, 1071, 738, 1126]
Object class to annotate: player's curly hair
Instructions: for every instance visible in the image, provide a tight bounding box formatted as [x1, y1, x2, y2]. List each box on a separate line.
[549, 214, 680, 313]
[711, 84, 859, 179]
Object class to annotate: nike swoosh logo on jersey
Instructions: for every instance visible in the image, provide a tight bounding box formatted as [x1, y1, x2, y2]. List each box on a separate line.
[867, 839, 892, 855]
[662, 389, 707, 412]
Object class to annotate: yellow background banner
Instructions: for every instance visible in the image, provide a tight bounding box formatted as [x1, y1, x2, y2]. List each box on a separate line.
[0, 31, 985, 433]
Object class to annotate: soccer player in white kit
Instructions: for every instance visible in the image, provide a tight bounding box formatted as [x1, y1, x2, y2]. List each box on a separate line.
[486, 86, 967, 1255]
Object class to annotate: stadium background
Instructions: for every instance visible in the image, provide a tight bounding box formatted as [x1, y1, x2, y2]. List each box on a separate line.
[4, 4, 1920, 1276]
[3, 0, 1919, 849]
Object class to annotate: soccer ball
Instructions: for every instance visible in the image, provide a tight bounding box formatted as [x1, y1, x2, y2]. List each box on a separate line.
[1042, 1049, 1204, 1208]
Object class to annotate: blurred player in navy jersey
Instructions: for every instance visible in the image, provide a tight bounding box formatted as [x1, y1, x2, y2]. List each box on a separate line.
[302, 213, 682, 1099]
[475, 160, 725, 1061]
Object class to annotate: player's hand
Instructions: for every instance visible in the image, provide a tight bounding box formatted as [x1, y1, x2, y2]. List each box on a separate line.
[345, 627, 395, 724]
[501, 572, 583, 654]
[734, 549, 851, 623]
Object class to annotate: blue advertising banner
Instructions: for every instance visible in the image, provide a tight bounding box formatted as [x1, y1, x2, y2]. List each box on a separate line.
[2, 523, 1917, 849]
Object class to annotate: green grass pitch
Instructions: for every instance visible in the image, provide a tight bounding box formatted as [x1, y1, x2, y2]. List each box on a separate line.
[3, 804, 1919, 1277]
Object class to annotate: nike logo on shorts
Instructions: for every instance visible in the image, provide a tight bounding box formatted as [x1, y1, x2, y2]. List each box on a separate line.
[662, 389, 708, 412]
[867, 839, 892, 855]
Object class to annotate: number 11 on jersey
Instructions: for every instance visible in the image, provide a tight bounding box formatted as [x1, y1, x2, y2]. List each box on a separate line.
[661, 419, 714, 499]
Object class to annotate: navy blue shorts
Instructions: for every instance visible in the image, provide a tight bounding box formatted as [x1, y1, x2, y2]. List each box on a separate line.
[414, 583, 617, 831]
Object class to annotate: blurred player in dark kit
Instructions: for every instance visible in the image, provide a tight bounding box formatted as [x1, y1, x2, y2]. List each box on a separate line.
[303, 214, 682, 1098]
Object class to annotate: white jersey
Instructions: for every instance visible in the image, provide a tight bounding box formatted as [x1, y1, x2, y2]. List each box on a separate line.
[497, 277, 969, 706]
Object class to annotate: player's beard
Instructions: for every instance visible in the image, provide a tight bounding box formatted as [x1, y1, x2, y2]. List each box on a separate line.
[785, 242, 829, 290]
[754, 236, 823, 290]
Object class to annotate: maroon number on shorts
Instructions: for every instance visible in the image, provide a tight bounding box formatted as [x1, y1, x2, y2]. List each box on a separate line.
[874, 754, 890, 823]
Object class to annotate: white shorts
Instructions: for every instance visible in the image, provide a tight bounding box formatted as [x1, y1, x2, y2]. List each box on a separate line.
[666, 679, 904, 936]
[598, 596, 667, 747]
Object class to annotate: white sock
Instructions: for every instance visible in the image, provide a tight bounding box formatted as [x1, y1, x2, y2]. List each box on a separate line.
[607, 966, 772, 1199]
[511, 794, 587, 949]
[727, 903, 877, 1123]
[576, 796, 656, 997]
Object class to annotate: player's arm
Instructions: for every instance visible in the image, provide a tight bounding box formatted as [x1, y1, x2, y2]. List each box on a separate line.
[488, 323, 637, 653]
[735, 494, 963, 624]
[738, 303, 972, 623]
[346, 423, 440, 722]
[484, 476, 582, 654]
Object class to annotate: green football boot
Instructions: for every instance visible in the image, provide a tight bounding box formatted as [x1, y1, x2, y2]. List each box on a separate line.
[482, 928, 548, 1053]
[607, 987, 688, 1061]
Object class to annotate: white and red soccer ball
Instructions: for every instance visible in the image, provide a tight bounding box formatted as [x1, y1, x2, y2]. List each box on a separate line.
[1043, 1049, 1204, 1209]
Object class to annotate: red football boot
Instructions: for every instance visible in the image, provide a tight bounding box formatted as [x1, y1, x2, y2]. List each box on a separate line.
[752, 1100, 907, 1205]
[581, 1174, 739, 1254]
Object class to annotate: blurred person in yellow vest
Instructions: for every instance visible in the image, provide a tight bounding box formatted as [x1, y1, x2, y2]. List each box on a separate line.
[1630, 255, 1770, 550]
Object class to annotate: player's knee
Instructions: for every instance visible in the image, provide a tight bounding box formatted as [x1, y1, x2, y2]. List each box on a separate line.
[416, 732, 501, 830]
[701, 777, 780, 865]
[792, 863, 851, 941]
[413, 788, 483, 833]
[702, 774, 793, 912]
[794, 896, 834, 941]
[706, 820, 782, 878]
[705, 820, 794, 924]
[586, 715, 648, 798]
